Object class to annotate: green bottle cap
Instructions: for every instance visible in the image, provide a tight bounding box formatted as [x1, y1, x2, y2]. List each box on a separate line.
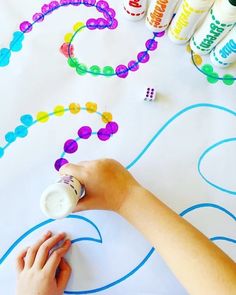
[229, 0, 236, 6]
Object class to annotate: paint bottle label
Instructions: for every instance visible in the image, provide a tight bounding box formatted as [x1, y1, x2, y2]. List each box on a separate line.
[190, 0, 236, 55]
[146, 0, 179, 32]
[123, 0, 147, 21]
[210, 26, 236, 67]
[168, 0, 214, 44]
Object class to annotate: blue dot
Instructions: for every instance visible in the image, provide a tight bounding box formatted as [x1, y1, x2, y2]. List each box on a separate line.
[15, 125, 28, 138]
[5, 132, 16, 143]
[0, 147, 4, 158]
[20, 114, 33, 126]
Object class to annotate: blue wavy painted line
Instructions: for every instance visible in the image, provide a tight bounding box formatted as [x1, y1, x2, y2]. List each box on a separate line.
[198, 138, 236, 195]
[211, 236, 236, 244]
[1, 103, 236, 294]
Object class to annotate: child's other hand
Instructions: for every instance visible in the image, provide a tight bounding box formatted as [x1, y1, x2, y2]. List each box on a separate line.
[16, 232, 71, 295]
[60, 159, 142, 214]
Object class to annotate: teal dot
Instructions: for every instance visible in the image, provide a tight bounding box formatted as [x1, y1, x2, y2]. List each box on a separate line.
[223, 74, 235, 86]
[0, 147, 4, 158]
[15, 125, 28, 138]
[207, 72, 219, 84]
[103, 66, 115, 76]
[90, 65, 101, 76]
[68, 58, 78, 68]
[20, 114, 33, 126]
[76, 63, 87, 75]
[202, 64, 213, 74]
[5, 132, 16, 143]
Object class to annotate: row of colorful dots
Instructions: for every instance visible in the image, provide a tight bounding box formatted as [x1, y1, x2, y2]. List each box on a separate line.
[0, 102, 113, 158]
[54, 121, 118, 171]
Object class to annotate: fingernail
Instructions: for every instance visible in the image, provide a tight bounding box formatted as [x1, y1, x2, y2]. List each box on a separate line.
[44, 231, 51, 236]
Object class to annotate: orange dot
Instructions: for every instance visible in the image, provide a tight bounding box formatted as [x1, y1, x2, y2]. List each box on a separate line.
[186, 43, 191, 53]
[193, 54, 203, 66]
[86, 102, 97, 113]
[102, 112, 113, 123]
[69, 103, 81, 114]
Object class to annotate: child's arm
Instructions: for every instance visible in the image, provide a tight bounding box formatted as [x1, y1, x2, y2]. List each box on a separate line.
[16, 232, 71, 295]
[61, 159, 236, 295]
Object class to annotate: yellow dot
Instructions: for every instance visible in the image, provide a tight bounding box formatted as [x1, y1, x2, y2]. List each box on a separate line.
[86, 102, 97, 113]
[186, 43, 191, 53]
[54, 105, 65, 116]
[69, 103, 81, 114]
[37, 112, 49, 123]
[102, 112, 113, 123]
[64, 33, 73, 43]
[73, 22, 85, 32]
[193, 54, 203, 66]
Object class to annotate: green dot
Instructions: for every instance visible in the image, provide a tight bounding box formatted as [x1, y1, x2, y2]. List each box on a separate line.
[103, 66, 115, 76]
[216, 20, 220, 25]
[207, 72, 219, 84]
[76, 63, 87, 75]
[202, 64, 214, 74]
[90, 65, 101, 76]
[223, 74, 235, 86]
[68, 58, 78, 68]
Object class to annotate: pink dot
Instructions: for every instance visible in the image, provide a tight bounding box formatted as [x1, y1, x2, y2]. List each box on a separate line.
[116, 64, 129, 78]
[96, 1, 109, 12]
[32, 13, 44, 23]
[19, 21, 33, 33]
[137, 51, 150, 63]
[128, 60, 139, 72]
[108, 18, 118, 30]
[86, 18, 98, 30]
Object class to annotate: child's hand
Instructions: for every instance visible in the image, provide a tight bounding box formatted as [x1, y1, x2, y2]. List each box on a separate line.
[60, 159, 142, 214]
[16, 232, 71, 295]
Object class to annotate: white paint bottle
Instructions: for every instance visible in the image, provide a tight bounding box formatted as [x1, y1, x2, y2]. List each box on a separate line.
[146, 0, 179, 32]
[210, 25, 236, 67]
[190, 0, 236, 55]
[40, 175, 85, 219]
[123, 0, 147, 21]
[168, 0, 214, 44]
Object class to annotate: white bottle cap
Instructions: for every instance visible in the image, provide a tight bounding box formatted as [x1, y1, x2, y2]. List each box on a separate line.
[40, 176, 82, 219]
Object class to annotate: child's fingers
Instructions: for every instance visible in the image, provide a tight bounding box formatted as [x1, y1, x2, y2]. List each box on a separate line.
[24, 231, 52, 268]
[59, 163, 86, 185]
[33, 233, 66, 269]
[44, 239, 71, 274]
[57, 258, 72, 291]
[16, 247, 28, 273]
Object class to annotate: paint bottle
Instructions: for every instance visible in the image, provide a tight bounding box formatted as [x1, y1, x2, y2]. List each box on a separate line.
[190, 0, 236, 55]
[210, 25, 236, 66]
[40, 175, 85, 219]
[168, 0, 214, 44]
[146, 0, 179, 32]
[123, 0, 147, 21]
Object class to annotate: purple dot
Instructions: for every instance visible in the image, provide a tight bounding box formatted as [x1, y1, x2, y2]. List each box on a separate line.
[104, 8, 116, 19]
[97, 18, 108, 29]
[83, 0, 96, 6]
[96, 0, 109, 12]
[128, 60, 139, 72]
[137, 51, 150, 63]
[19, 21, 33, 33]
[154, 31, 165, 37]
[116, 65, 129, 78]
[78, 126, 92, 139]
[64, 139, 78, 154]
[41, 4, 53, 14]
[32, 13, 44, 23]
[145, 39, 158, 51]
[108, 18, 118, 30]
[106, 121, 119, 134]
[86, 18, 98, 30]
[71, 0, 82, 5]
[60, 0, 71, 5]
[97, 128, 110, 141]
[55, 158, 68, 171]
[49, 1, 60, 10]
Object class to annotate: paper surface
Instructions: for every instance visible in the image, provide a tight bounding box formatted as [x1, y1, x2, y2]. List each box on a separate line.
[0, 1, 235, 294]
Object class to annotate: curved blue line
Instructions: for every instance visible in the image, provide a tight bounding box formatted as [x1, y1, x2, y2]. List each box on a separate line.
[126, 103, 236, 170]
[0, 215, 102, 265]
[198, 138, 236, 195]
[211, 236, 236, 244]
